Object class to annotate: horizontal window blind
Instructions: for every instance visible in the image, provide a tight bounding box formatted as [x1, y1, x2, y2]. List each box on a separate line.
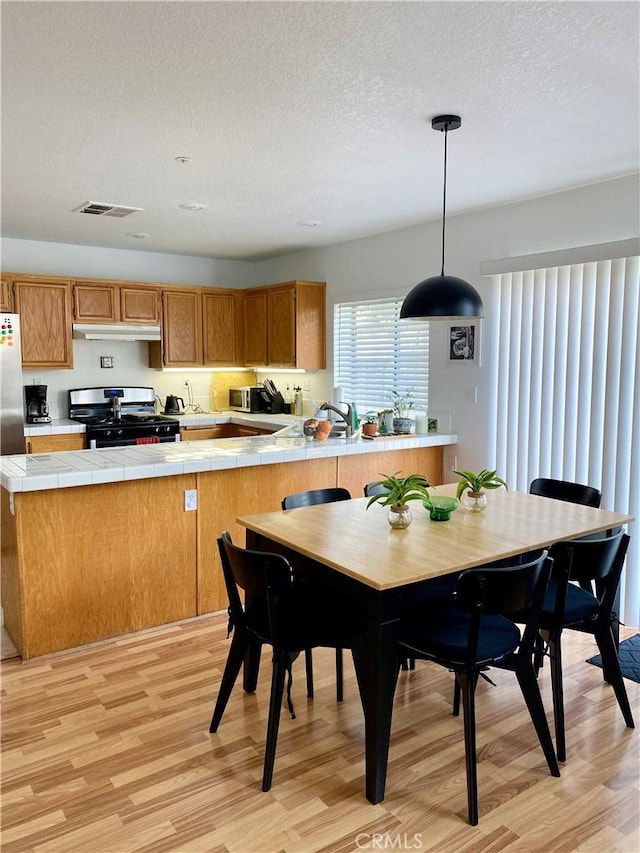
[334, 297, 429, 414]
[488, 256, 639, 628]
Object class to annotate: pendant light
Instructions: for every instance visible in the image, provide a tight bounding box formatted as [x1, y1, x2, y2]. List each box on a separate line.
[400, 115, 485, 320]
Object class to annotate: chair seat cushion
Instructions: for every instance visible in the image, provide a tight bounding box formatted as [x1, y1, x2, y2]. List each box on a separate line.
[541, 579, 599, 626]
[400, 601, 521, 666]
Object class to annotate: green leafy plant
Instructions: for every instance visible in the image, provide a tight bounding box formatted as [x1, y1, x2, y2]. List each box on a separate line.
[364, 411, 378, 424]
[366, 471, 432, 508]
[453, 468, 508, 499]
[388, 390, 414, 419]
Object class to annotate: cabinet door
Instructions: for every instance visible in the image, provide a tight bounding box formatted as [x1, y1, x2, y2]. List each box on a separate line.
[14, 280, 73, 368]
[120, 286, 159, 324]
[180, 425, 230, 441]
[161, 290, 202, 366]
[267, 286, 296, 366]
[26, 434, 85, 454]
[73, 283, 117, 322]
[1, 276, 13, 311]
[244, 290, 268, 365]
[294, 281, 326, 369]
[202, 291, 236, 365]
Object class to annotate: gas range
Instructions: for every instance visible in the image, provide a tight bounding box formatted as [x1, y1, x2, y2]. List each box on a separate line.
[69, 387, 181, 449]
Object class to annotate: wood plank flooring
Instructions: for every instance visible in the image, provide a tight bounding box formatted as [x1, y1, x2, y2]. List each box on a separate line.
[1, 615, 638, 853]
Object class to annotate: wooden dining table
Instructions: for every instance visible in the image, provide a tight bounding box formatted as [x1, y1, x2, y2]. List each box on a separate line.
[237, 484, 634, 804]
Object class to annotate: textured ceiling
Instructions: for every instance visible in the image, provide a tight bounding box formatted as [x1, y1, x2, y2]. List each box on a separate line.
[1, 1, 639, 261]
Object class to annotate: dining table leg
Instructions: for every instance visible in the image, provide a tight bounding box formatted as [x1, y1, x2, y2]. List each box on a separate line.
[352, 611, 402, 804]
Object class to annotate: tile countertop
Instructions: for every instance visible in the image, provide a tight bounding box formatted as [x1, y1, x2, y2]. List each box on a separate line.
[23, 411, 297, 436]
[0, 431, 457, 494]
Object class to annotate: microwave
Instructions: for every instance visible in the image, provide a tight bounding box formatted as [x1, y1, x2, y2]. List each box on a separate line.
[228, 386, 266, 413]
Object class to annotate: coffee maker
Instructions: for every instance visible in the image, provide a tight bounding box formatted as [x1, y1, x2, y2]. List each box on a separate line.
[25, 384, 51, 424]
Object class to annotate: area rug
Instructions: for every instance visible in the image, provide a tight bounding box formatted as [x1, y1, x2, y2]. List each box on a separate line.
[586, 633, 640, 684]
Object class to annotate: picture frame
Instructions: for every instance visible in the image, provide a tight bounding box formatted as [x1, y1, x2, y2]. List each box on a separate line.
[446, 322, 481, 366]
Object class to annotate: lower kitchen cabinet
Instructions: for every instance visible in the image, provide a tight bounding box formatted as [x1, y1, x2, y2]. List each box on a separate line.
[180, 425, 231, 441]
[25, 434, 85, 454]
[1, 444, 443, 657]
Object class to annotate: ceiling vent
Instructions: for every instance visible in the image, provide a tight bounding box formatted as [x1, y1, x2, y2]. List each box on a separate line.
[74, 201, 143, 218]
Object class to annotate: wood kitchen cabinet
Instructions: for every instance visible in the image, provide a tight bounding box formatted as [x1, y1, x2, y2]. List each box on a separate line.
[152, 289, 203, 367]
[202, 289, 242, 365]
[180, 424, 231, 441]
[245, 281, 326, 369]
[13, 279, 73, 369]
[244, 289, 268, 365]
[73, 281, 159, 324]
[73, 283, 118, 322]
[25, 434, 86, 454]
[1, 276, 14, 311]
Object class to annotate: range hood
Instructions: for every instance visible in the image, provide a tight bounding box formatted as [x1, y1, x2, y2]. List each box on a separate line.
[72, 323, 161, 342]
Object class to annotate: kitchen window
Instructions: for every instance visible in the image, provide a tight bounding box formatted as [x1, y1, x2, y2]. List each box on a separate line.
[334, 297, 429, 414]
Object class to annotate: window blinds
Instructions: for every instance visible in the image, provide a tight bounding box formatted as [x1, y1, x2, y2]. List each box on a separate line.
[334, 297, 429, 414]
[488, 256, 640, 627]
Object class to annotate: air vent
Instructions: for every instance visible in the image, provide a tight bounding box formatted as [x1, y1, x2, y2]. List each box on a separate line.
[74, 201, 143, 218]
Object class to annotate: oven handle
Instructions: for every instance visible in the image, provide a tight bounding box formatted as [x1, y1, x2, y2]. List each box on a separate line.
[89, 434, 181, 449]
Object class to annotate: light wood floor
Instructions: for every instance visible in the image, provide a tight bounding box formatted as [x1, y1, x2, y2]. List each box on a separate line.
[1, 615, 638, 853]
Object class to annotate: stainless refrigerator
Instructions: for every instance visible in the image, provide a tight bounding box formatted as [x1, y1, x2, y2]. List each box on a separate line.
[0, 313, 25, 455]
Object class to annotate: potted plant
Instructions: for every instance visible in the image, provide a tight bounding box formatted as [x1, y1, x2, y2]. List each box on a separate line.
[389, 390, 414, 434]
[453, 468, 508, 512]
[366, 471, 432, 528]
[362, 411, 379, 437]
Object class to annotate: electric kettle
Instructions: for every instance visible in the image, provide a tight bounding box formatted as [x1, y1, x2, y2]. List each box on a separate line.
[164, 395, 185, 414]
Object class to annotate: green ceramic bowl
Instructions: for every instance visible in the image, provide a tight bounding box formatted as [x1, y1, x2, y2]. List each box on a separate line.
[423, 495, 459, 521]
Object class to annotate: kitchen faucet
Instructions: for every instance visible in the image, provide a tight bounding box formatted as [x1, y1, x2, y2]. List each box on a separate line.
[321, 401, 355, 438]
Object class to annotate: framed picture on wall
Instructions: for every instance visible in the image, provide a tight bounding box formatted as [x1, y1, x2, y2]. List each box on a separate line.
[446, 322, 481, 365]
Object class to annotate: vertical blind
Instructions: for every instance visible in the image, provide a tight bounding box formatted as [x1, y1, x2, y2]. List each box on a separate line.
[334, 297, 429, 414]
[488, 256, 640, 627]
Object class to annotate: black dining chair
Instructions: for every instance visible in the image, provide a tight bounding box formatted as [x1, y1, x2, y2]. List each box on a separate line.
[399, 549, 560, 825]
[529, 477, 602, 508]
[538, 529, 634, 763]
[281, 487, 352, 701]
[363, 481, 389, 498]
[209, 532, 364, 791]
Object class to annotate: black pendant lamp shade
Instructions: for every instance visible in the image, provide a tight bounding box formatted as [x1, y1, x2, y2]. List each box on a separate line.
[400, 115, 485, 320]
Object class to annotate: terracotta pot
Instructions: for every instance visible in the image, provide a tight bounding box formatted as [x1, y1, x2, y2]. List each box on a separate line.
[362, 422, 378, 437]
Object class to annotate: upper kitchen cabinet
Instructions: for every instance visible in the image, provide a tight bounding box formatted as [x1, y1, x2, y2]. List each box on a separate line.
[73, 281, 160, 324]
[202, 289, 243, 366]
[244, 289, 268, 365]
[73, 282, 117, 322]
[1, 276, 14, 311]
[120, 286, 160, 324]
[152, 289, 203, 367]
[14, 279, 73, 369]
[246, 281, 326, 369]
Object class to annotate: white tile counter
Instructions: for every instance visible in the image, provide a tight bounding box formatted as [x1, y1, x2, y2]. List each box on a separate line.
[1, 432, 457, 494]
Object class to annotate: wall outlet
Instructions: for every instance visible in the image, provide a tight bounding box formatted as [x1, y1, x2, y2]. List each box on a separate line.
[184, 489, 197, 511]
[301, 378, 311, 392]
[32, 377, 43, 385]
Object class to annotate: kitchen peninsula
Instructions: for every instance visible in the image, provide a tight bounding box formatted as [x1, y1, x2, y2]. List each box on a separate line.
[0, 429, 455, 659]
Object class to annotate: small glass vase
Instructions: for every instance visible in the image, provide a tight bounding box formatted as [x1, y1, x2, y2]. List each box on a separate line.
[463, 490, 487, 512]
[387, 504, 412, 529]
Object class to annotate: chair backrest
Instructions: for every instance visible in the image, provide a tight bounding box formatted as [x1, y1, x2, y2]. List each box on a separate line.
[529, 477, 602, 508]
[456, 550, 552, 656]
[281, 487, 351, 510]
[549, 529, 630, 624]
[363, 481, 389, 498]
[217, 531, 293, 643]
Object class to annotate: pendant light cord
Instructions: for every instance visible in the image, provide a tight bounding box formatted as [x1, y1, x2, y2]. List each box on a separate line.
[440, 124, 449, 277]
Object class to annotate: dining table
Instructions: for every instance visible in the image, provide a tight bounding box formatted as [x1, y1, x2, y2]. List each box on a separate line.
[236, 483, 634, 804]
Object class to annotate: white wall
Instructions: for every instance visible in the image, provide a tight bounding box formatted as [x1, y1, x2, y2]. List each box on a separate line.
[252, 174, 640, 472]
[1, 237, 256, 287]
[4, 175, 639, 455]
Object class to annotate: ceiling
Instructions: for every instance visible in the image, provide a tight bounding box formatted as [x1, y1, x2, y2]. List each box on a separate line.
[2, 1, 638, 262]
